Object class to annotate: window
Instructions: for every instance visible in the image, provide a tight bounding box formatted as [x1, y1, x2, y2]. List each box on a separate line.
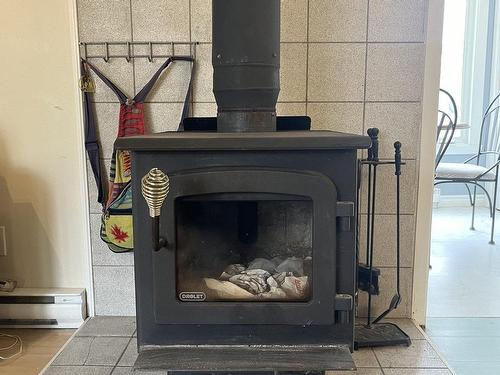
[440, 0, 498, 152]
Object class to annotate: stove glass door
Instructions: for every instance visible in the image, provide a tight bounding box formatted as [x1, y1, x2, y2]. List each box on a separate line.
[151, 168, 337, 325]
[175, 196, 312, 302]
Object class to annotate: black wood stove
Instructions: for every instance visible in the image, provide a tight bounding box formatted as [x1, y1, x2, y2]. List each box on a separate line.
[115, 0, 370, 373]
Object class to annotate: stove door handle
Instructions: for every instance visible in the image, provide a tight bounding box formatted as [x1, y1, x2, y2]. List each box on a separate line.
[141, 168, 170, 252]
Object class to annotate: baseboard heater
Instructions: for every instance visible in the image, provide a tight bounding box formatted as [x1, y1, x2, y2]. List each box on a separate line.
[0, 288, 87, 328]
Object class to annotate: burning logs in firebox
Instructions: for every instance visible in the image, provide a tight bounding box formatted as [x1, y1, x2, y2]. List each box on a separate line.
[203, 256, 311, 301]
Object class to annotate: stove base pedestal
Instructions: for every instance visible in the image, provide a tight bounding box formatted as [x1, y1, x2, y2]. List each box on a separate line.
[133, 345, 355, 373]
[354, 323, 411, 349]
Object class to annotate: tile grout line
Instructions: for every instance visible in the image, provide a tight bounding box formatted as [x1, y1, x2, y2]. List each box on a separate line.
[188, 0, 194, 116]
[372, 346, 385, 372]
[82, 336, 95, 366]
[111, 335, 134, 372]
[304, 0, 310, 116]
[129, 0, 136, 95]
[91, 100, 423, 104]
[361, 0, 370, 135]
[193, 41, 425, 45]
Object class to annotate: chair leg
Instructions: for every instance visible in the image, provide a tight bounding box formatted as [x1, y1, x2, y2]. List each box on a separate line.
[490, 172, 499, 245]
[471, 184, 477, 230]
[465, 183, 474, 206]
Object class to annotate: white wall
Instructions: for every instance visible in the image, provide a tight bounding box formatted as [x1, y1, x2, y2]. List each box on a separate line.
[413, 0, 445, 326]
[0, 0, 91, 293]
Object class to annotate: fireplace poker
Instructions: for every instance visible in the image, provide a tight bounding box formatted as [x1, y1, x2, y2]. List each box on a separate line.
[366, 127, 379, 327]
[372, 141, 402, 324]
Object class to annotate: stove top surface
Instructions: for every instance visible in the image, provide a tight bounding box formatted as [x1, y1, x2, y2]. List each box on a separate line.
[115, 130, 371, 151]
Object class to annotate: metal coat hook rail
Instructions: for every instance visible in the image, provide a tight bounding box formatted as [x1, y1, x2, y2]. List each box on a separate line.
[79, 41, 198, 62]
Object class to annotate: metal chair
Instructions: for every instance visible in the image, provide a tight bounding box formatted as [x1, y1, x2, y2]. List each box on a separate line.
[435, 89, 458, 168]
[435, 92, 500, 244]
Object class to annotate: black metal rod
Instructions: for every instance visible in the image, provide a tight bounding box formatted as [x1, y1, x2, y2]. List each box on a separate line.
[79, 41, 198, 62]
[152, 217, 167, 252]
[81, 54, 195, 61]
[365, 165, 372, 266]
[365, 128, 379, 327]
[395, 142, 402, 299]
[80, 41, 198, 45]
[372, 141, 402, 325]
[367, 166, 377, 327]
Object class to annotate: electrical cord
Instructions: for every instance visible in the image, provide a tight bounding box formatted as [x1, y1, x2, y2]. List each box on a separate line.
[0, 333, 23, 360]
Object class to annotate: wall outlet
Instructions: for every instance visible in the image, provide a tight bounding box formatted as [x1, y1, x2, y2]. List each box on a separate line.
[0, 226, 6, 256]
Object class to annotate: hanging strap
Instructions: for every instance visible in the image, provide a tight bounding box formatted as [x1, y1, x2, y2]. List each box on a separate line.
[177, 58, 195, 131]
[133, 57, 174, 103]
[82, 59, 128, 103]
[80, 56, 195, 205]
[80, 60, 105, 205]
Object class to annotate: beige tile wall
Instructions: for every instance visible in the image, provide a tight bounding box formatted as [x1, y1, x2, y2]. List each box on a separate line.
[77, 0, 429, 317]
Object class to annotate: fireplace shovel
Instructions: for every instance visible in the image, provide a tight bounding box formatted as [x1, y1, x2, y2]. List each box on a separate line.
[371, 141, 402, 324]
[355, 136, 411, 349]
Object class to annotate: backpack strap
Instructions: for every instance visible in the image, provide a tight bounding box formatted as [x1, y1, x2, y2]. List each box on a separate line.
[82, 59, 128, 104]
[133, 57, 174, 103]
[80, 59, 105, 205]
[178, 59, 195, 131]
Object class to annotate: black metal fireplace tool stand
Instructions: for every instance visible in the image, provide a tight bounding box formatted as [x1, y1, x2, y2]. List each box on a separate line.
[355, 128, 411, 349]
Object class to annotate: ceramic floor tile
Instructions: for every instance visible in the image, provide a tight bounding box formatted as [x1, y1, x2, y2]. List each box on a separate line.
[448, 361, 500, 375]
[85, 337, 130, 366]
[428, 207, 500, 317]
[382, 370, 452, 375]
[352, 348, 379, 368]
[429, 336, 500, 363]
[111, 367, 168, 374]
[374, 340, 446, 368]
[426, 317, 500, 337]
[43, 366, 113, 375]
[51, 337, 94, 366]
[77, 317, 136, 337]
[117, 338, 137, 367]
[326, 369, 382, 375]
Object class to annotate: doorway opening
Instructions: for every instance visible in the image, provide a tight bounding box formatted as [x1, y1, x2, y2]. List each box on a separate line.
[427, 1, 500, 373]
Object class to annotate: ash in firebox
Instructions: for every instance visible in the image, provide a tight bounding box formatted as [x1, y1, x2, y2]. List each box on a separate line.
[202, 256, 312, 301]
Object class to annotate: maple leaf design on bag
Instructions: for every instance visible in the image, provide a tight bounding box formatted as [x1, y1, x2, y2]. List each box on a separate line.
[111, 224, 129, 243]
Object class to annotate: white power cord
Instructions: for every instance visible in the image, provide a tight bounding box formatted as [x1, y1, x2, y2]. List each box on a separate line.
[0, 333, 23, 360]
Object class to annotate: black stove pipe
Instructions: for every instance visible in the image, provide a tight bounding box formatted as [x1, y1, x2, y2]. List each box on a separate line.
[212, 0, 280, 132]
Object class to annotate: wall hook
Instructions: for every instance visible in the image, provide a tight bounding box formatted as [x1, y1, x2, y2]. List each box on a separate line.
[81, 43, 88, 60]
[148, 42, 153, 62]
[103, 42, 110, 62]
[125, 42, 131, 62]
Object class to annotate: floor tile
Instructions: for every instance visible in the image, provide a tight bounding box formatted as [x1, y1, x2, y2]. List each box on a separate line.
[111, 367, 168, 374]
[43, 366, 113, 375]
[325, 369, 382, 375]
[382, 370, 452, 375]
[51, 337, 94, 366]
[50, 336, 130, 367]
[374, 340, 446, 368]
[448, 361, 500, 375]
[85, 337, 130, 366]
[428, 207, 500, 317]
[77, 317, 136, 337]
[426, 317, 500, 337]
[117, 338, 137, 367]
[352, 348, 379, 368]
[429, 336, 500, 363]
